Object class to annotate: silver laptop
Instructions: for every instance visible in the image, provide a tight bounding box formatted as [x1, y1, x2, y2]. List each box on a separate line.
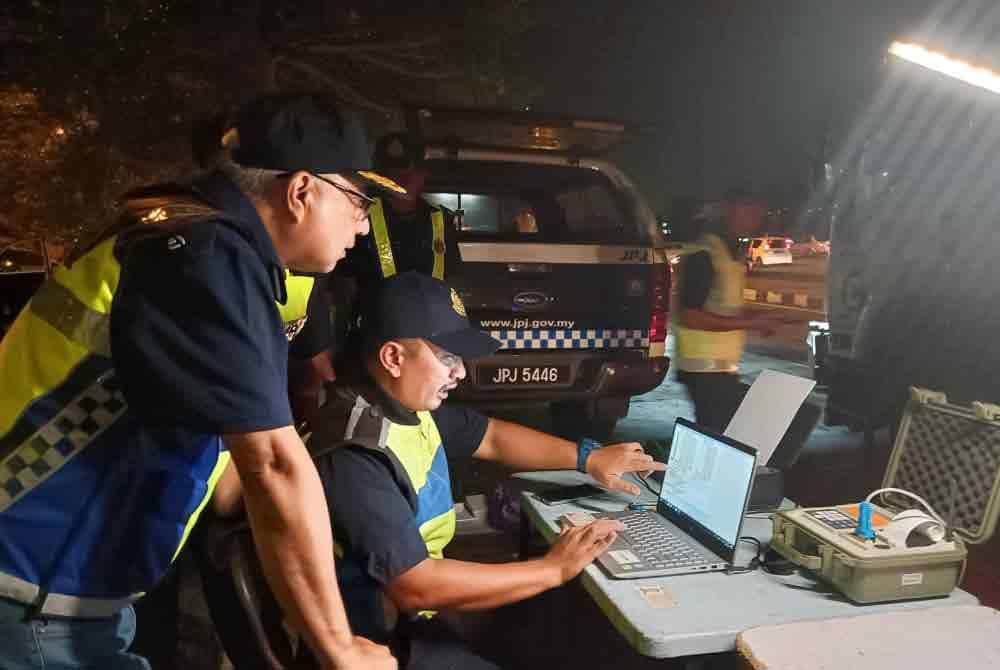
[595, 418, 757, 579]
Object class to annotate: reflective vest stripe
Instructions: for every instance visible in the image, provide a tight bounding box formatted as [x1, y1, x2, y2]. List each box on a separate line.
[430, 208, 445, 280]
[0, 371, 127, 513]
[368, 199, 397, 278]
[171, 450, 231, 562]
[672, 351, 745, 372]
[0, 570, 139, 618]
[344, 397, 366, 441]
[368, 199, 445, 279]
[29, 279, 111, 357]
[0, 356, 112, 458]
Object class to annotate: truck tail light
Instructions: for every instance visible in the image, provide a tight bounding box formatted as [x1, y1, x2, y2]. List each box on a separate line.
[649, 262, 672, 343]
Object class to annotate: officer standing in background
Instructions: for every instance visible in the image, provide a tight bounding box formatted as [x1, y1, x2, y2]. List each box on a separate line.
[0, 93, 399, 670]
[340, 133, 450, 284]
[673, 204, 789, 431]
[329, 133, 453, 369]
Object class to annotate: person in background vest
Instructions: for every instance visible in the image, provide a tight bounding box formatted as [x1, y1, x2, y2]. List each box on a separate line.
[297, 272, 665, 669]
[328, 134, 452, 375]
[673, 204, 790, 432]
[0, 93, 399, 670]
[514, 207, 539, 234]
[340, 133, 450, 284]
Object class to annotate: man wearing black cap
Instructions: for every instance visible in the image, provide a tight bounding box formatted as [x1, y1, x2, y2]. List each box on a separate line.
[303, 271, 664, 669]
[329, 134, 452, 371]
[339, 133, 451, 284]
[0, 93, 398, 669]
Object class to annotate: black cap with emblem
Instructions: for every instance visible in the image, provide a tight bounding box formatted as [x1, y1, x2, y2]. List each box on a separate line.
[224, 93, 406, 196]
[374, 132, 424, 171]
[360, 271, 500, 359]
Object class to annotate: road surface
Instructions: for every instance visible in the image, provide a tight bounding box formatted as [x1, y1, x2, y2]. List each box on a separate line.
[744, 255, 827, 361]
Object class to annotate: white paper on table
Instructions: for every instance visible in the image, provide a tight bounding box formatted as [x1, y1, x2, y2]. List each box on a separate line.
[724, 370, 816, 466]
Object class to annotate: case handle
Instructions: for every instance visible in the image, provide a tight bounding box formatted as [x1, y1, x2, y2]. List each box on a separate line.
[772, 530, 823, 571]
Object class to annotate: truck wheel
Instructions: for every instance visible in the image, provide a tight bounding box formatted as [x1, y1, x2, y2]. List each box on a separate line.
[551, 397, 629, 441]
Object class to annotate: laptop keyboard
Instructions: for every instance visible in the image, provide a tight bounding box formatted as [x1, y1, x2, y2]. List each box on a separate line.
[618, 512, 706, 569]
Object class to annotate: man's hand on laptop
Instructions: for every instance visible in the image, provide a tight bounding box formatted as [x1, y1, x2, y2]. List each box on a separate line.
[587, 442, 667, 496]
[545, 519, 626, 583]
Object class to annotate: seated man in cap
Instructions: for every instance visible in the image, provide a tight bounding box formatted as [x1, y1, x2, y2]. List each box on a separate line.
[303, 271, 665, 669]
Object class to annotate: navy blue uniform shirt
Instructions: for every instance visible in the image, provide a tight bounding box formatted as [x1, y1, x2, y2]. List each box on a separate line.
[111, 172, 296, 434]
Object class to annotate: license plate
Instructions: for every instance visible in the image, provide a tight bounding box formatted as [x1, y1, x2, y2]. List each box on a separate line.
[481, 365, 570, 386]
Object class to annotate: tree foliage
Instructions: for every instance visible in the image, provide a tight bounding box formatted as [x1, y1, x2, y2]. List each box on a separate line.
[1, 0, 539, 245]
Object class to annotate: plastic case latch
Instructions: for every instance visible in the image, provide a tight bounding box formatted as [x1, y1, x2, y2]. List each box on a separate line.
[973, 402, 1000, 422]
[910, 387, 948, 405]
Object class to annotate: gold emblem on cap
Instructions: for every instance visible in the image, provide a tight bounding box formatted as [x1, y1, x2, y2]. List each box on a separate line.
[221, 127, 241, 149]
[450, 288, 467, 317]
[358, 170, 407, 194]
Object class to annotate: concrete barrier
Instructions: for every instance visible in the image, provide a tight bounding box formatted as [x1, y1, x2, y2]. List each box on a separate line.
[743, 287, 825, 313]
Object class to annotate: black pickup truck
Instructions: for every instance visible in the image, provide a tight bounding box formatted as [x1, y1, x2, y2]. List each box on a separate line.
[400, 109, 673, 438]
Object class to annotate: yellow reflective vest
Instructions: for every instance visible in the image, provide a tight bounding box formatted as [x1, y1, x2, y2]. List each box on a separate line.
[0, 194, 313, 617]
[308, 383, 456, 639]
[368, 198, 446, 280]
[673, 233, 747, 373]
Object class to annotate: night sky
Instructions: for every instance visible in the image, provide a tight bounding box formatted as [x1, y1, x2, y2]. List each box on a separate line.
[521, 1, 940, 211]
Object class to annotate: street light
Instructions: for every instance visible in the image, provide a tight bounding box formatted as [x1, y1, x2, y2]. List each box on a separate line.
[889, 41, 1000, 95]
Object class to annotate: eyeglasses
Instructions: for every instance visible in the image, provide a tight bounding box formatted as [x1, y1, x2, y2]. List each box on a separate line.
[310, 173, 377, 213]
[433, 349, 464, 371]
[279, 172, 376, 213]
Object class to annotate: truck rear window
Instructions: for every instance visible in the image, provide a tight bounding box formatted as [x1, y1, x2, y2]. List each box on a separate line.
[422, 161, 648, 244]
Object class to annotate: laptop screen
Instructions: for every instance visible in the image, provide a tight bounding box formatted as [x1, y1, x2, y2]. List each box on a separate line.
[658, 418, 757, 560]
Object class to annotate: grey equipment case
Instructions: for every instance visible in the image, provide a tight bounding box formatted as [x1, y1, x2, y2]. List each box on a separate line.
[770, 387, 1000, 603]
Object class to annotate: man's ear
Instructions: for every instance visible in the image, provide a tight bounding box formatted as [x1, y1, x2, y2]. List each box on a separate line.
[378, 341, 406, 379]
[284, 171, 313, 224]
